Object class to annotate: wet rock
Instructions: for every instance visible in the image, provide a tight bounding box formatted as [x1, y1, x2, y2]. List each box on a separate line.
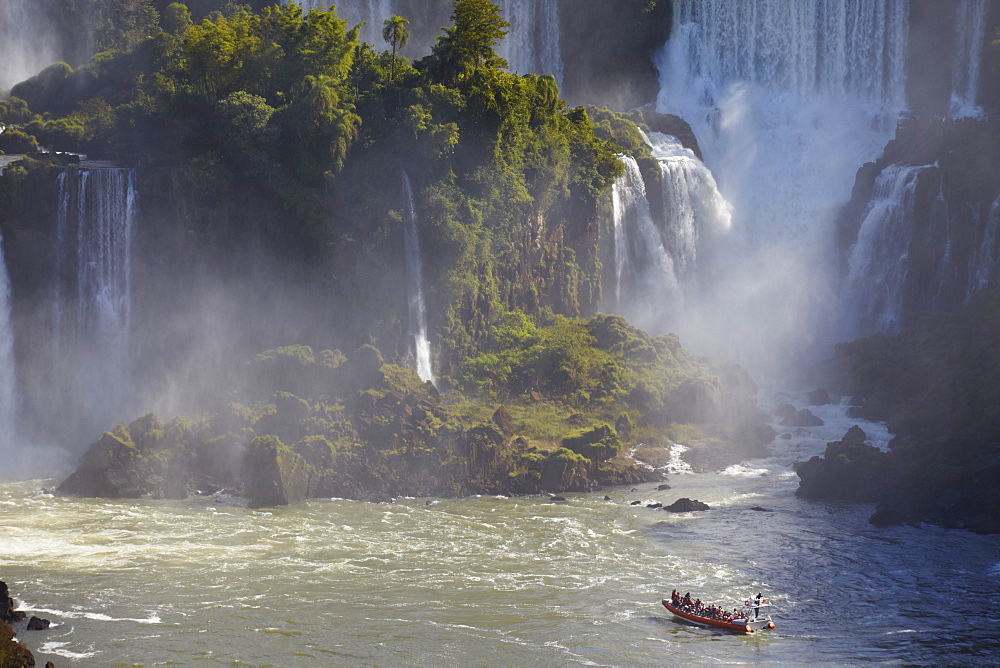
[630, 500, 642, 506]
[749, 506, 771, 512]
[646, 502, 662, 509]
[773, 404, 797, 420]
[603, 495, 612, 501]
[780, 432, 793, 440]
[243, 435, 318, 507]
[807, 388, 831, 406]
[492, 406, 515, 439]
[0, 581, 25, 624]
[549, 495, 567, 502]
[664, 498, 710, 512]
[795, 439, 888, 502]
[780, 408, 824, 427]
[0, 581, 35, 667]
[656, 483, 672, 490]
[843, 425, 868, 443]
[26, 616, 50, 630]
[846, 407, 864, 419]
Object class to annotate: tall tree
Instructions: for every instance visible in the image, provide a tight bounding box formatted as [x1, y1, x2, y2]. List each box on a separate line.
[382, 14, 410, 82]
[425, 0, 509, 86]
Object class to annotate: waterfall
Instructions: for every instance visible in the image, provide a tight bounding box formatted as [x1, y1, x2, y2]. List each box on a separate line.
[293, 0, 395, 48]
[949, 0, 989, 119]
[495, 0, 563, 86]
[971, 196, 1000, 294]
[0, 225, 17, 450]
[655, 0, 909, 370]
[642, 130, 731, 290]
[401, 173, 434, 384]
[0, 0, 59, 90]
[610, 155, 682, 331]
[54, 168, 138, 431]
[841, 164, 931, 336]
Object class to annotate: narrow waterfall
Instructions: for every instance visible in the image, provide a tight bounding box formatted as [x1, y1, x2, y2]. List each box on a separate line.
[949, 0, 989, 118]
[655, 0, 909, 370]
[970, 196, 1000, 295]
[610, 155, 681, 331]
[495, 0, 563, 86]
[401, 173, 433, 383]
[54, 168, 138, 430]
[0, 226, 18, 449]
[841, 164, 931, 336]
[293, 0, 395, 48]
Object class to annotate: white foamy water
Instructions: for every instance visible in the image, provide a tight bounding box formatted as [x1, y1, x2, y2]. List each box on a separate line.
[654, 0, 908, 373]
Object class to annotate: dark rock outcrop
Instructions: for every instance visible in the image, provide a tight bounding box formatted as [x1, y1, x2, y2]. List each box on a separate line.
[780, 409, 824, 427]
[795, 439, 888, 503]
[843, 425, 868, 443]
[819, 288, 1000, 532]
[807, 388, 831, 406]
[26, 617, 49, 631]
[664, 498, 710, 512]
[0, 581, 37, 668]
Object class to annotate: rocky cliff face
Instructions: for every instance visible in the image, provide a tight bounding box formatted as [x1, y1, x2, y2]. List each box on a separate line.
[838, 117, 1000, 336]
[805, 288, 1000, 534]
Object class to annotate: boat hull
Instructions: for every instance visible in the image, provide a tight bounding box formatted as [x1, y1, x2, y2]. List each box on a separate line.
[661, 600, 770, 633]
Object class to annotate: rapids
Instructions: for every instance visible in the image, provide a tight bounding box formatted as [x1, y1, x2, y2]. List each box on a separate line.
[2, 398, 998, 665]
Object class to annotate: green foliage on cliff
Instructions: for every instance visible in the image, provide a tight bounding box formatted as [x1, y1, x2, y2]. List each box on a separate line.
[59, 303, 762, 504]
[2, 1, 627, 376]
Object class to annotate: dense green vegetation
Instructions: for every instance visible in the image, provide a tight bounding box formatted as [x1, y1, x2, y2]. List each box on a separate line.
[58, 311, 766, 504]
[2, 0, 628, 376]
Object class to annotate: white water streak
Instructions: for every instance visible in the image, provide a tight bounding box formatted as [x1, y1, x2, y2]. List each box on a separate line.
[0, 223, 17, 448]
[971, 196, 1000, 295]
[402, 173, 433, 383]
[949, 0, 989, 119]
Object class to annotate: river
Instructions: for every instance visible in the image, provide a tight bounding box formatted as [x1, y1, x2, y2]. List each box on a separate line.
[2, 394, 998, 665]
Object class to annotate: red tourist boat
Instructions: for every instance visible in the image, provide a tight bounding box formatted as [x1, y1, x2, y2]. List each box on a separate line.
[662, 592, 775, 634]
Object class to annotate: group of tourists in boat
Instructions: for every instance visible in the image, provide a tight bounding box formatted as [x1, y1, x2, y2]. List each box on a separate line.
[668, 590, 749, 623]
[662, 589, 775, 633]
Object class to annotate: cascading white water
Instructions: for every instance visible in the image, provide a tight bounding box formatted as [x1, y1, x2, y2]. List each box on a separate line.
[655, 0, 909, 371]
[54, 168, 137, 430]
[494, 0, 563, 86]
[401, 173, 434, 384]
[949, 0, 989, 119]
[841, 164, 932, 336]
[642, 130, 731, 293]
[0, 226, 18, 450]
[0, 0, 60, 90]
[970, 195, 1000, 295]
[293, 0, 395, 48]
[610, 155, 682, 331]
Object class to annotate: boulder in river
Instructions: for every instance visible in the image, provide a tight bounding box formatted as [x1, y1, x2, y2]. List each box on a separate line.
[664, 498, 710, 512]
[780, 409, 824, 427]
